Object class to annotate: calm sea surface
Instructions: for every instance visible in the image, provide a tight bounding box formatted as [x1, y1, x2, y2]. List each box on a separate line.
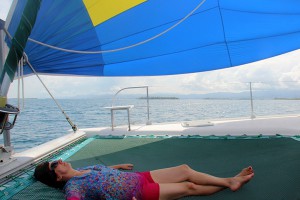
[1, 98, 300, 152]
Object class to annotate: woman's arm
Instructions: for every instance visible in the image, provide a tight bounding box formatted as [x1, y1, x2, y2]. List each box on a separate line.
[108, 163, 134, 170]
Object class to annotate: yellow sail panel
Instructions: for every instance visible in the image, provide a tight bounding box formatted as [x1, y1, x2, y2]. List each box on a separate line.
[83, 0, 147, 26]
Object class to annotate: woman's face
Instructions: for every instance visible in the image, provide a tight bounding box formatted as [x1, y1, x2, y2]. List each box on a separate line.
[49, 159, 72, 180]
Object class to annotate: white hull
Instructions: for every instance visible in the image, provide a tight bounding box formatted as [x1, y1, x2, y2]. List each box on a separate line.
[82, 114, 300, 137]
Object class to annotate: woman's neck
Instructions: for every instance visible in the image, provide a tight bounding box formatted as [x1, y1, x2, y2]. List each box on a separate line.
[63, 169, 89, 181]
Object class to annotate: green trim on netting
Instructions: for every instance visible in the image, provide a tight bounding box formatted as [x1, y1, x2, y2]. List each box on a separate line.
[92, 134, 299, 140]
[50, 137, 95, 161]
[0, 137, 94, 200]
[292, 135, 300, 141]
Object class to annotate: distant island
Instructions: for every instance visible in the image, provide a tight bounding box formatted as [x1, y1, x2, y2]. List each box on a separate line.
[139, 96, 179, 100]
[274, 98, 300, 100]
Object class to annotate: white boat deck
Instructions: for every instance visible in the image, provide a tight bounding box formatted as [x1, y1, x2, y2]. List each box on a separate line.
[81, 115, 300, 137]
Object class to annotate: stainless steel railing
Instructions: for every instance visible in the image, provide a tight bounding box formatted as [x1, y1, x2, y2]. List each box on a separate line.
[249, 82, 256, 119]
[112, 86, 151, 126]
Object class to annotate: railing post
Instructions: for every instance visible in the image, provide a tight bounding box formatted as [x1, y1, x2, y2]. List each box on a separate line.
[146, 86, 151, 125]
[249, 82, 256, 119]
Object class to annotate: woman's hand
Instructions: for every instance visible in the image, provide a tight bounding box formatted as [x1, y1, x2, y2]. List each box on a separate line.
[120, 163, 134, 170]
[132, 197, 137, 200]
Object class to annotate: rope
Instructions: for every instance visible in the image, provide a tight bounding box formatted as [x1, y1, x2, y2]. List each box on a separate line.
[23, 53, 78, 132]
[17, 58, 21, 109]
[26, 0, 207, 54]
[3, 24, 78, 132]
[16, 57, 25, 110]
[21, 57, 25, 109]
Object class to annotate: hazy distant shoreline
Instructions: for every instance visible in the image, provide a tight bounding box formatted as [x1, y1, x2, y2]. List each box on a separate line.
[8, 97, 300, 100]
[139, 96, 179, 100]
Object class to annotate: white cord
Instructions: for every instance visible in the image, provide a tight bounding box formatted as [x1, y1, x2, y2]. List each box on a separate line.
[3, 21, 78, 132]
[16, 58, 25, 110]
[27, 0, 207, 54]
[21, 57, 25, 109]
[23, 53, 78, 132]
[17, 59, 20, 109]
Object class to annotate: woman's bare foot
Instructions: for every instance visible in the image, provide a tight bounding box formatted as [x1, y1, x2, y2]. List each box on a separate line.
[229, 173, 254, 191]
[236, 166, 254, 177]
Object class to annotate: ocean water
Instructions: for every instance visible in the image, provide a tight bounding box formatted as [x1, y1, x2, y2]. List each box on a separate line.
[1, 98, 300, 152]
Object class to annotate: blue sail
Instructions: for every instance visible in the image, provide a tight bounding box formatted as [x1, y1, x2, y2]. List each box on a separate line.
[4, 0, 300, 77]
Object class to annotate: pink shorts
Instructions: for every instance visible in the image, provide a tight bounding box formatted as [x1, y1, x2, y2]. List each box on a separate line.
[137, 172, 160, 200]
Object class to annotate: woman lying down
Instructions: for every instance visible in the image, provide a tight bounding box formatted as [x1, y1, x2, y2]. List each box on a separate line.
[34, 159, 254, 200]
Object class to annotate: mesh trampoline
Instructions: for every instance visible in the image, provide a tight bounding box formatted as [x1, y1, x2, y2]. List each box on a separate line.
[2, 135, 300, 200]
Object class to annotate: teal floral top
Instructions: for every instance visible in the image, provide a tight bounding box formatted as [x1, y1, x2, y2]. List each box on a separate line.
[64, 165, 143, 200]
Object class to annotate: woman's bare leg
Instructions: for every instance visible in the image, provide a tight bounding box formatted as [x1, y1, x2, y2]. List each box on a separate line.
[160, 167, 254, 199]
[159, 182, 224, 200]
[150, 165, 193, 183]
[151, 164, 254, 190]
[159, 174, 253, 200]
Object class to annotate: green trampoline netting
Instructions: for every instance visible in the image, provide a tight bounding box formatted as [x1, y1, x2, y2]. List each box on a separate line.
[2, 136, 300, 200]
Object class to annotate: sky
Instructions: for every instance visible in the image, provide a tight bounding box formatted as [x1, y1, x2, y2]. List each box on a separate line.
[1, 0, 300, 99]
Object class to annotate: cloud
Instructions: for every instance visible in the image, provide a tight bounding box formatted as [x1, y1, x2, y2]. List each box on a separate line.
[175, 49, 300, 94]
[0, 0, 13, 20]
[7, 49, 300, 99]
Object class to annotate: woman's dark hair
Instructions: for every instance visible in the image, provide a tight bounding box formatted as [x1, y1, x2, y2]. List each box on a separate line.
[34, 162, 66, 189]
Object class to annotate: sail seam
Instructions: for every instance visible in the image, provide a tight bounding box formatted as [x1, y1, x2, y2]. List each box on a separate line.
[217, 0, 233, 67]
